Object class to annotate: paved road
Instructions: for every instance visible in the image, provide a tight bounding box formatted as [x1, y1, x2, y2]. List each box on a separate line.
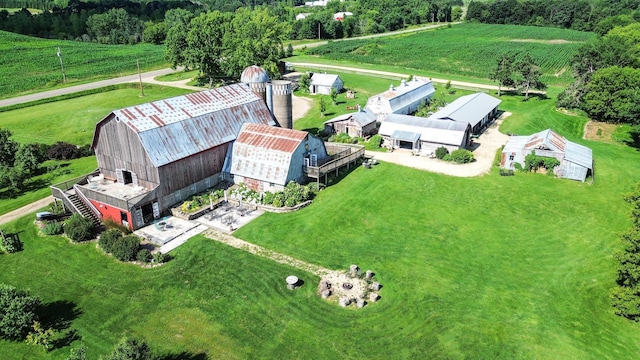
[0, 68, 183, 108]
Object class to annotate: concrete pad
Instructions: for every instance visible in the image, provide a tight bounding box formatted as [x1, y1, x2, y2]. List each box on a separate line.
[159, 224, 208, 253]
[134, 216, 199, 246]
[194, 203, 263, 233]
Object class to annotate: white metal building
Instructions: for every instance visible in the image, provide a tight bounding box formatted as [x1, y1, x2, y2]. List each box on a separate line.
[378, 114, 471, 154]
[430, 92, 501, 134]
[310, 73, 344, 95]
[365, 78, 436, 122]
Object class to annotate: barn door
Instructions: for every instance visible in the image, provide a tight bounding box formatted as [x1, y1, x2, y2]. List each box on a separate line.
[131, 171, 138, 186]
[116, 169, 124, 184]
[134, 208, 143, 227]
[152, 202, 160, 219]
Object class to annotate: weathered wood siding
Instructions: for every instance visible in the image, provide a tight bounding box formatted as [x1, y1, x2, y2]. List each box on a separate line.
[156, 144, 229, 207]
[93, 116, 159, 188]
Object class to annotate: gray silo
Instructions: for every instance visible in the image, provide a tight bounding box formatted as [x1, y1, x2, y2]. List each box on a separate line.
[267, 80, 293, 129]
[240, 65, 269, 104]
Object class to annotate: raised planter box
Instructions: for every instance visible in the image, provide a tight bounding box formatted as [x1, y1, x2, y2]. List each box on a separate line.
[171, 199, 225, 220]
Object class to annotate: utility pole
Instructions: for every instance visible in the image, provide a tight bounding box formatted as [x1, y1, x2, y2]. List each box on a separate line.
[137, 59, 144, 97]
[56, 47, 66, 83]
[318, 22, 321, 40]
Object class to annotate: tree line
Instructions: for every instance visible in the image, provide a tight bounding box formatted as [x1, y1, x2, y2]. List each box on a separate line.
[466, 0, 640, 31]
[557, 22, 640, 126]
[0, 0, 462, 43]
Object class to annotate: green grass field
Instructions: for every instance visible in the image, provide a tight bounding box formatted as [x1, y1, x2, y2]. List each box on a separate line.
[0, 85, 191, 146]
[304, 23, 595, 86]
[1, 87, 640, 358]
[0, 31, 167, 99]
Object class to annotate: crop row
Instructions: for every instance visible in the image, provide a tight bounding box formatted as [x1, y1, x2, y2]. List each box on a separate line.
[0, 31, 166, 99]
[311, 23, 595, 85]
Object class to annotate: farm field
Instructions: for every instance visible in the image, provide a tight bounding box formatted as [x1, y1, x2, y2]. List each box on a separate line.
[0, 31, 167, 99]
[304, 23, 595, 86]
[2, 111, 640, 358]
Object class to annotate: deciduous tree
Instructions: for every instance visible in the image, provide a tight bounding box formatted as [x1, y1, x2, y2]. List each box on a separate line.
[514, 53, 547, 100]
[489, 53, 516, 97]
[582, 66, 640, 124]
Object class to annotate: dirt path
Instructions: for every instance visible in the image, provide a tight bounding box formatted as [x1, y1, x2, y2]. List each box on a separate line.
[0, 196, 53, 225]
[366, 113, 511, 177]
[202, 228, 332, 277]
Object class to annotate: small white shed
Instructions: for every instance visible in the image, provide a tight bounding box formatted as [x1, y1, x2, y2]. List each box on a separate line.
[310, 73, 343, 95]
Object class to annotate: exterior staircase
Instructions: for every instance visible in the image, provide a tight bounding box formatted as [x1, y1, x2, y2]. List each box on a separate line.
[62, 189, 101, 227]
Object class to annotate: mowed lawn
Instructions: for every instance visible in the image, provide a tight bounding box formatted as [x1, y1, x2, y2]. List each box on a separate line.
[2, 103, 640, 358]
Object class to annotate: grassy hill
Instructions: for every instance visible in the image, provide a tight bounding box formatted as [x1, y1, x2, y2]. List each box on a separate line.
[0, 31, 167, 99]
[304, 23, 595, 86]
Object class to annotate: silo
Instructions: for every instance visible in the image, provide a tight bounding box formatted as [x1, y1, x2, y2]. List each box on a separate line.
[240, 65, 269, 104]
[267, 80, 293, 129]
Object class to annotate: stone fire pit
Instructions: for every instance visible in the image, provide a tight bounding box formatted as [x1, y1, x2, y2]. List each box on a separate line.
[318, 265, 381, 309]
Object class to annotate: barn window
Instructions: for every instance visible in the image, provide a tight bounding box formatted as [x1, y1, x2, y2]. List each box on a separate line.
[509, 154, 515, 161]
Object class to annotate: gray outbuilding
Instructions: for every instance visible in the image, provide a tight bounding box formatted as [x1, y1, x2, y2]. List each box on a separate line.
[323, 108, 377, 138]
[430, 92, 501, 134]
[378, 114, 471, 154]
[500, 129, 593, 181]
[310, 73, 344, 95]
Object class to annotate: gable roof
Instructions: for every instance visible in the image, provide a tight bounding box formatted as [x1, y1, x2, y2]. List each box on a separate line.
[503, 128, 593, 170]
[323, 109, 376, 128]
[379, 114, 470, 146]
[430, 92, 501, 127]
[365, 78, 435, 115]
[92, 84, 276, 167]
[230, 124, 308, 185]
[311, 73, 341, 87]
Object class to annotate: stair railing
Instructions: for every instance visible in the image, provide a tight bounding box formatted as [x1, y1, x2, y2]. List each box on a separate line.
[73, 184, 102, 222]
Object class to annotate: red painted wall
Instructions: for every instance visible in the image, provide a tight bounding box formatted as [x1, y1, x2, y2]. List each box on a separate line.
[90, 200, 133, 230]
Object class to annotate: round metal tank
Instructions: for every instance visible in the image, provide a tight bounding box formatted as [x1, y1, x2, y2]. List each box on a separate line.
[241, 65, 269, 104]
[269, 80, 293, 129]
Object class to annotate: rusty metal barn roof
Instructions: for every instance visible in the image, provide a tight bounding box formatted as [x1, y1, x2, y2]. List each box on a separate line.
[524, 129, 566, 152]
[230, 123, 308, 186]
[95, 84, 276, 167]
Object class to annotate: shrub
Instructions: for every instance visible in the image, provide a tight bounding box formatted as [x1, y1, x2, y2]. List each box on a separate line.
[64, 214, 94, 243]
[42, 221, 63, 235]
[542, 157, 560, 173]
[103, 337, 151, 360]
[435, 146, 449, 159]
[153, 251, 171, 264]
[2, 234, 23, 253]
[47, 142, 79, 160]
[111, 235, 140, 262]
[99, 229, 124, 254]
[611, 286, 640, 321]
[102, 219, 131, 234]
[0, 284, 41, 341]
[367, 134, 382, 149]
[136, 249, 152, 263]
[449, 149, 474, 164]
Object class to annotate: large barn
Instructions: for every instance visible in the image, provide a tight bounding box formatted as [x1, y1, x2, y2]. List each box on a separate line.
[365, 78, 435, 121]
[500, 129, 593, 182]
[430, 92, 501, 134]
[378, 114, 471, 154]
[225, 123, 329, 192]
[56, 84, 277, 230]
